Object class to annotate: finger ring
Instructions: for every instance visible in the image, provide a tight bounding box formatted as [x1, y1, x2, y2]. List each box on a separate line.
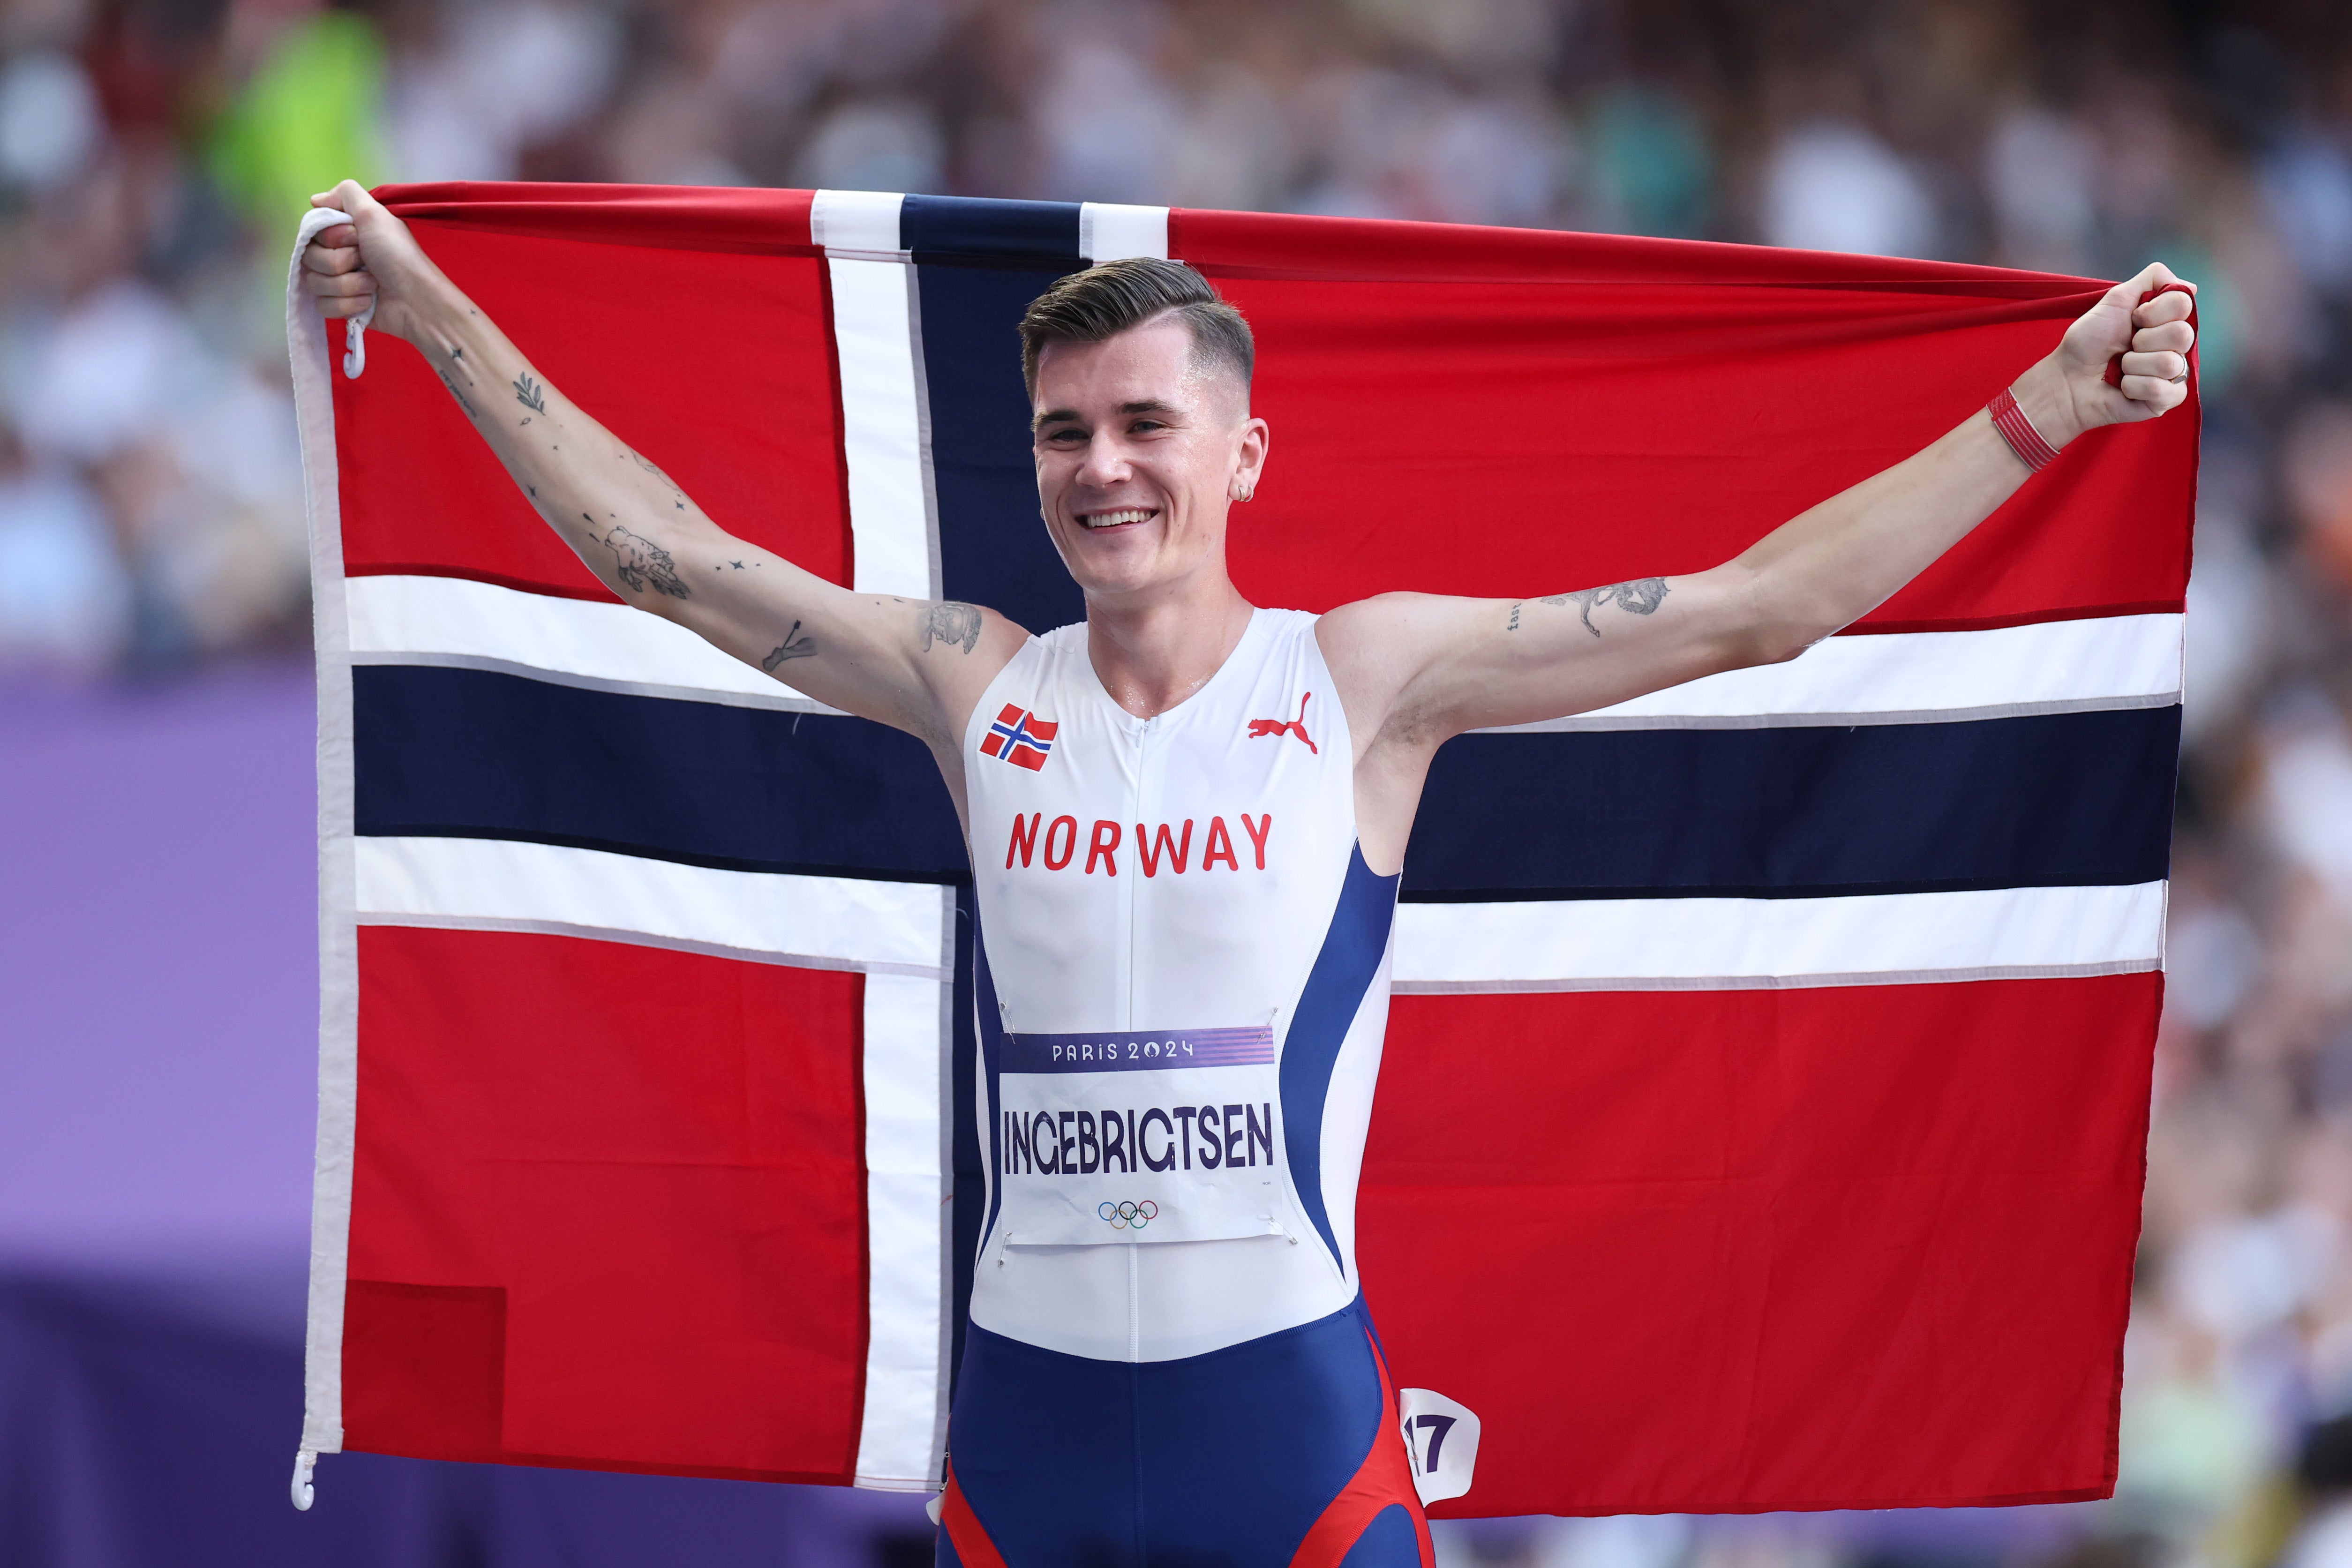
[2169, 367, 2188, 383]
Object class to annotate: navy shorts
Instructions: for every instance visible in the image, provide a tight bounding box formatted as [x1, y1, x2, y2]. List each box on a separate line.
[937, 1295, 1430, 1568]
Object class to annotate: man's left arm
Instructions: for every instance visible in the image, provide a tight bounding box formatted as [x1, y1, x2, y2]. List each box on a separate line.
[1323, 263, 2197, 756]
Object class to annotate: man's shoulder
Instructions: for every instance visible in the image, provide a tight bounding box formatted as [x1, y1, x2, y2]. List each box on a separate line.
[1311, 592, 1449, 652]
[1310, 592, 1489, 740]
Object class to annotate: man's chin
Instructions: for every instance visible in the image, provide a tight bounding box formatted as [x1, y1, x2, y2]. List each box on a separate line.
[1072, 561, 1187, 603]
[1063, 539, 1164, 594]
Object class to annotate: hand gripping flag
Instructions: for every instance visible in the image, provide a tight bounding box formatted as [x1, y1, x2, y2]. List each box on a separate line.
[287, 186, 2190, 1516]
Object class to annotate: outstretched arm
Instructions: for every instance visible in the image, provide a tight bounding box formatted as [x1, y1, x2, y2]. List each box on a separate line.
[299, 180, 1024, 753]
[1324, 263, 2197, 750]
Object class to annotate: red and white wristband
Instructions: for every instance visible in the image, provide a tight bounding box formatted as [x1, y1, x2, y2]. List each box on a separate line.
[1987, 385, 2061, 473]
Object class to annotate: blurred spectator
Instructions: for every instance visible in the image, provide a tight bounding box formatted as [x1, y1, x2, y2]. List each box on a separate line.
[4, 3, 2352, 1563]
[0, 50, 105, 193]
[1985, 106, 2098, 275]
[1586, 85, 1712, 240]
[1762, 121, 1940, 259]
[210, 4, 390, 241]
[386, 0, 617, 185]
[0, 424, 128, 670]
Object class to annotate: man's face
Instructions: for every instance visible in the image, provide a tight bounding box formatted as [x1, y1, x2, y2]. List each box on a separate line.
[1030, 317, 1268, 604]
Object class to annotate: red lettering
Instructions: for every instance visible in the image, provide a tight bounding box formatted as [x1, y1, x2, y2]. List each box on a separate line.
[1202, 816, 1239, 870]
[1135, 819, 1193, 878]
[1085, 819, 1121, 875]
[1241, 813, 1272, 869]
[1006, 812, 1041, 869]
[1043, 815, 1078, 870]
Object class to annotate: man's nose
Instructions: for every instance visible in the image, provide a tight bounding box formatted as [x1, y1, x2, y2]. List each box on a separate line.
[1075, 431, 1130, 488]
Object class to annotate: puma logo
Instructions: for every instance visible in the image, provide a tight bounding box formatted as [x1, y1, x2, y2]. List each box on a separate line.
[1247, 692, 1318, 754]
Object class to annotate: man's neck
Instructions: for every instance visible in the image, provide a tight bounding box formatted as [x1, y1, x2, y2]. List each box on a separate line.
[1083, 572, 1257, 720]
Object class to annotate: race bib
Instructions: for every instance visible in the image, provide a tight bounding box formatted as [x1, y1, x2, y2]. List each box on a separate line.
[993, 1026, 1290, 1246]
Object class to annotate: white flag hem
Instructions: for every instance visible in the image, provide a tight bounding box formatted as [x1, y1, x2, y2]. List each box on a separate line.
[289, 205, 358, 1463]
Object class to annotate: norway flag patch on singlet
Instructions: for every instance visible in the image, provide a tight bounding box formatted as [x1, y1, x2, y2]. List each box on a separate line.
[982, 705, 1057, 771]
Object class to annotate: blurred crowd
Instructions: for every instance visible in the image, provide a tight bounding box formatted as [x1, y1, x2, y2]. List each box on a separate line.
[5, 0, 2352, 1563]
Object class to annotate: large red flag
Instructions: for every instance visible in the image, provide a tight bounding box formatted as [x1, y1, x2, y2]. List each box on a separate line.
[289, 184, 2187, 1517]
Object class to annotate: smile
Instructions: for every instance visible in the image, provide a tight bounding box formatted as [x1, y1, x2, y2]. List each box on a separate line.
[1078, 508, 1156, 530]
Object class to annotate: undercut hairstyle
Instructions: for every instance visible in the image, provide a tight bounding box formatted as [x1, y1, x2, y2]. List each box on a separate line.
[1018, 258, 1254, 404]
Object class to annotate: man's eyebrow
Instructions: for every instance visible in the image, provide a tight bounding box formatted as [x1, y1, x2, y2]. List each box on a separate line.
[1031, 407, 1080, 432]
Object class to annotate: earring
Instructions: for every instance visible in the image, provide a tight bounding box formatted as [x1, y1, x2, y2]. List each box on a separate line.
[1232, 483, 1253, 503]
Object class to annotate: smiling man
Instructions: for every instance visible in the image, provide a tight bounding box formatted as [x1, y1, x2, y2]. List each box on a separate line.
[301, 177, 2195, 1567]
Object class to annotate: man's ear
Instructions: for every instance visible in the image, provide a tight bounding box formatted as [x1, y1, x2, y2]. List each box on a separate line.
[1231, 413, 1271, 499]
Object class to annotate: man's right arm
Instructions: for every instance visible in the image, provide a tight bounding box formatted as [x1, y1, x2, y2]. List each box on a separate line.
[299, 180, 1025, 752]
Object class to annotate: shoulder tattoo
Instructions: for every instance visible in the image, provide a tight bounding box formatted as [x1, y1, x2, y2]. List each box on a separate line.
[921, 601, 984, 654]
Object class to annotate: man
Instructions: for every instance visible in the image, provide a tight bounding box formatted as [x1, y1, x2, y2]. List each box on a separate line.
[302, 177, 2195, 1566]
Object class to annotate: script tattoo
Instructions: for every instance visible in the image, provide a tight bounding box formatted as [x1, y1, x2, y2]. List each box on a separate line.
[1507, 601, 1522, 632]
[627, 449, 689, 510]
[921, 601, 984, 654]
[513, 373, 547, 413]
[1543, 577, 1669, 637]
[435, 370, 478, 420]
[762, 620, 816, 672]
[597, 519, 691, 599]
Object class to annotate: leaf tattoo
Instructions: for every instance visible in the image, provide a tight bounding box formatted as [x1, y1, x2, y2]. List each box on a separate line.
[1541, 577, 1669, 637]
[597, 520, 691, 599]
[921, 601, 984, 654]
[762, 621, 816, 672]
[514, 373, 547, 413]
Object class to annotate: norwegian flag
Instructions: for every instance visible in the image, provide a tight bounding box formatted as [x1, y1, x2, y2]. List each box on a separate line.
[287, 185, 2189, 1515]
[980, 704, 1056, 771]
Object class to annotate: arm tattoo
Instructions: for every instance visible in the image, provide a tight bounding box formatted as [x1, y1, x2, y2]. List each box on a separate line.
[921, 601, 984, 654]
[762, 620, 816, 672]
[513, 373, 547, 413]
[436, 370, 479, 420]
[1507, 600, 1521, 631]
[596, 518, 691, 599]
[627, 449, 689, 510]
[1541, 577, 1670, 637]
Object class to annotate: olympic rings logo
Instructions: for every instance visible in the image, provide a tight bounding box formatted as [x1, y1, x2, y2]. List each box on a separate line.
[1098, 1200, 1159, 1230]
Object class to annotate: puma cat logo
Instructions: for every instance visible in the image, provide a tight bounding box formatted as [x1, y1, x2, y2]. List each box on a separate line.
[1247, 692, 1318, 755]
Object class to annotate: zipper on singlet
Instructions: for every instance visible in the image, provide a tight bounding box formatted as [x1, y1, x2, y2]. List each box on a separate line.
[1123, 713, 1153, 1034]
[1122, 716, 1150, 1356]
[1127, 1241, 1141, 1362]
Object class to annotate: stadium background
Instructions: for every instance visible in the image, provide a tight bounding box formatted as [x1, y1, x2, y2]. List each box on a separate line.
[3, 0, 2351, 1565]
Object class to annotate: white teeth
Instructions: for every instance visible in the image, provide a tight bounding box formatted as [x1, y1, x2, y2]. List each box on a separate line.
[1082, 509, 1152, 529]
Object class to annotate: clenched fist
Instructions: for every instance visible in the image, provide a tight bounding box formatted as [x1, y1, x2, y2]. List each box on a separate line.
[2027, 262, 2198, 447]
[301, 178, 451, 348]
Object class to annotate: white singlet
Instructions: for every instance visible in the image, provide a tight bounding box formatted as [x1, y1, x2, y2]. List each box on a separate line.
[962, 608, 1402, 1363]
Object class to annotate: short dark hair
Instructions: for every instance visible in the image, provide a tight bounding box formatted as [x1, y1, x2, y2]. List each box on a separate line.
[1018, 258, 1254, 403]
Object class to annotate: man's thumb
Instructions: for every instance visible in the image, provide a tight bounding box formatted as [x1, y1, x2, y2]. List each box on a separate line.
[313, 177, 371, 216]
